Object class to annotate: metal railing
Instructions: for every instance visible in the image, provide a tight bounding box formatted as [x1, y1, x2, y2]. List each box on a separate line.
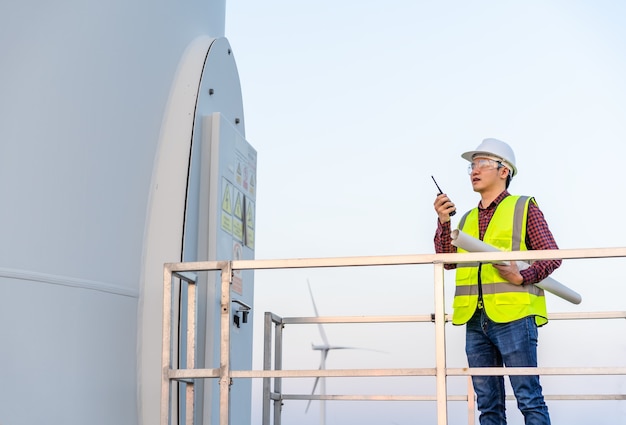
[160, 248, 626, 425]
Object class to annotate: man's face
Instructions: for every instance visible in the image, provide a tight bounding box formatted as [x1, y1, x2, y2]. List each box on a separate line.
[469, 156, 507, 192]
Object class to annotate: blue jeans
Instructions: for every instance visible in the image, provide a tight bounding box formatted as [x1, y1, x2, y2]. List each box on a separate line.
[466, 308, 551, 425]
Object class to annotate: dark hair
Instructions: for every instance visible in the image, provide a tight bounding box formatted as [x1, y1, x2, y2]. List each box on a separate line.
[497, 162, 512, 188]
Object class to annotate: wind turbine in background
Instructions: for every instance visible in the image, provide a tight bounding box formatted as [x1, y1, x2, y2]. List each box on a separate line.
[305, 279, 379, 425]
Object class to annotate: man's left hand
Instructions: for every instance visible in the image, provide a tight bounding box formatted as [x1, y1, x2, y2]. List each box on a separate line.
[493, 261, 524, 285]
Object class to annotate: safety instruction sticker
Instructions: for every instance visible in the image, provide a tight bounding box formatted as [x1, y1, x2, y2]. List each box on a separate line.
[245, 198, 255, 249]
[219, 176, 255, 251]
[234, 141, 256, 198]
[232, 187, 244, 241]
[220, 178, 233, 235]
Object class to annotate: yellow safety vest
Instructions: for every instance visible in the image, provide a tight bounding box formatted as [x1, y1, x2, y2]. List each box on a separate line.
[452, 195, 548, 326]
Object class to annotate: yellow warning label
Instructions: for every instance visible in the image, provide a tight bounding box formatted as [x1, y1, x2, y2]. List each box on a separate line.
[221, 213, 232, 234]
[233, 191, 243, 220]
[245, 198, 255, 249]
[246, 199, 254, 228]
[222, 182, 232, 214]
[232, 218, 243, 241]
[245, 226, 255, 249]
[236, 163, 242, 185]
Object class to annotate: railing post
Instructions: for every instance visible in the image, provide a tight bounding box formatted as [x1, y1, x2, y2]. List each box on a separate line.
[219, 262, 232, 425]
[274, 316, 284, 425]
[434, 262, 448, 425]
[262, 312, 272, 425]
[467, 376, 476, 425]
[161, 266, 174, 425]
[186, 276, 197, 425]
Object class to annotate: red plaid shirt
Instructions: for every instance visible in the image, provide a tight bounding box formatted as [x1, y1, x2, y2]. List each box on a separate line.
[434, 190, 561, 283]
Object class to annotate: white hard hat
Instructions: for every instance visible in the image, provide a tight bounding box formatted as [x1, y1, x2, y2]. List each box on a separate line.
[461, 138, 517, 177]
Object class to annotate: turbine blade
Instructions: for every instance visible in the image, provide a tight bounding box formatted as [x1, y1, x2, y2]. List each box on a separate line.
[305, 376, 320, 413]
[327, 345, 388, 353]
[328, 345, 368, 350]
[307, 279, 329, 346]
[311, 376, 320, 395]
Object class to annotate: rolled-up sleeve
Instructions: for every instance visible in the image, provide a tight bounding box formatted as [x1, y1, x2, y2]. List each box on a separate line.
[521, 202, 562, 284]
[434, 220, 457, 269]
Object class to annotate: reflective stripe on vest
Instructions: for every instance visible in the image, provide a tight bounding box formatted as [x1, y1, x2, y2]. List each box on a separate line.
[452, 195, 548, 326]
[454, 281, 544, 297]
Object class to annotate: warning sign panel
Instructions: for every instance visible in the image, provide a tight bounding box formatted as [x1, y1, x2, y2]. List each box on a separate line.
[218, 176, 253, 246]
[233, 190, 243, 220]
[236, 162, 243, 186]
[245, 198, 255, 249]
[231, 188, 244, 241]
[222, 180, 232, 214]
[221, 179, 233, 234]
[232, 217, 243, 241]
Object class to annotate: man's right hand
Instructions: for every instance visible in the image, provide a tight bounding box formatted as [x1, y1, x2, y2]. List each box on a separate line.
[434, 193, 456, 223]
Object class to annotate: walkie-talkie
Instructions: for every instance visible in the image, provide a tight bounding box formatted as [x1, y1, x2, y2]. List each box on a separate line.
[431, 176, 456, 216]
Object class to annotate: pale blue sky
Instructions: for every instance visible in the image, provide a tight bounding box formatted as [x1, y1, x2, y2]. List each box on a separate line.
[226, 2, 626, 424]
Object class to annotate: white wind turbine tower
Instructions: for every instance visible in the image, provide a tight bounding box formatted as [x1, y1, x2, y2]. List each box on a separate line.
[305, 280, 365, 425]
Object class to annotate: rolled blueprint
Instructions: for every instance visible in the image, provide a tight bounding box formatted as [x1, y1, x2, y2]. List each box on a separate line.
[450, 229, 582, 305]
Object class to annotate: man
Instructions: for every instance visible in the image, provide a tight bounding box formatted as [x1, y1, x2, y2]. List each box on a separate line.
[433, 138, 561, 425]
